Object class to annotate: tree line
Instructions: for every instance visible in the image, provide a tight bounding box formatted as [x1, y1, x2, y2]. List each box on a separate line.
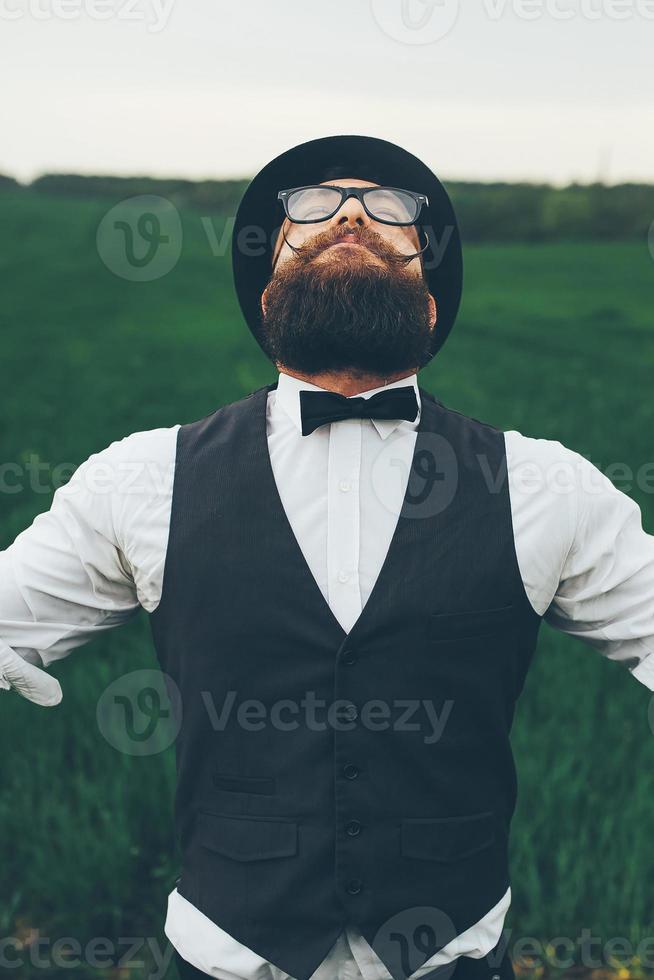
[2, 172, 653, 243]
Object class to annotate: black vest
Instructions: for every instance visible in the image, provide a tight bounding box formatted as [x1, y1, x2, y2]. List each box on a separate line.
[149, 382, 542, 980]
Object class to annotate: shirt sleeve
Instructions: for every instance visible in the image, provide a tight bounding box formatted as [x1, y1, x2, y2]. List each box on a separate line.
[543, 447, 654, 690]
[0, 426, 178, 670]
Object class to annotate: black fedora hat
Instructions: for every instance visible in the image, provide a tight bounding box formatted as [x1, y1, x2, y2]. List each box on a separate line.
[231, 134, 463, 362]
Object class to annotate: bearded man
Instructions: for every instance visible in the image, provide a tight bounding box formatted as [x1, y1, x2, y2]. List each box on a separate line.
[2, 136, 654, 980]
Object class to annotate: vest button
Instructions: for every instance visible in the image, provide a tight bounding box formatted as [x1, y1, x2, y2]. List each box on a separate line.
[343, 763, 359, 780]
[345, 820, 362, 837]
[346, 878, 363, 895]
[343, 702, 358, 722]
[341, 649, 357, 665]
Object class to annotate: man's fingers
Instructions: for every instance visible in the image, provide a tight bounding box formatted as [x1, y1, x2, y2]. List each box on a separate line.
[0, 645, 63, 706]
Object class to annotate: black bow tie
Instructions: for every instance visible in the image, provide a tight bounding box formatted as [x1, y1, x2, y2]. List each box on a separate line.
[299, 386, 419, 437]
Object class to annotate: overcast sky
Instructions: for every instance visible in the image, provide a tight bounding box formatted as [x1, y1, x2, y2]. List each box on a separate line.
[1, 0, 653, 185]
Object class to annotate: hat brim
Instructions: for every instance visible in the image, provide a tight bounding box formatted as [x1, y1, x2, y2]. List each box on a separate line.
[231, 134, 463, 362]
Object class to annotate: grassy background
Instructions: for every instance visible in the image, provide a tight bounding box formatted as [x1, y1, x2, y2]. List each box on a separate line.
[1, 187, 654, 977]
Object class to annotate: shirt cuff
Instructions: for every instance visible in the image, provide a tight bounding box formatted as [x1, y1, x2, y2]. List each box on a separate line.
[629, 653, 654, 691]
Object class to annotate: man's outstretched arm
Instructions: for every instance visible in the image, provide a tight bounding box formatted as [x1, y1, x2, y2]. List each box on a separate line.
[543, 446, 654, 689]
[0, 427, 177, 705]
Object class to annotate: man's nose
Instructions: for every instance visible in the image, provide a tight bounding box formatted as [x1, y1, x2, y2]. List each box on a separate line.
[329, 194, 370, 229]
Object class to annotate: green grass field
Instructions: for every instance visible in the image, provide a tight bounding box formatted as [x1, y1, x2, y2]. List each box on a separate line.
[1, 188, 654, 978]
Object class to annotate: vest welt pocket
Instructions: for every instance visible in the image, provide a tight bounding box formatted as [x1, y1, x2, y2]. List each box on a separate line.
[401, 810, 495, 862]
[429, 603, 515, 643]
[196, 811, 298, 862]
[213, 772, 276, 795]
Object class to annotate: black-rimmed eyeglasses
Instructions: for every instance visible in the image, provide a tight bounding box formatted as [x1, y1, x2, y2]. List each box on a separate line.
[277, 185, 428, 227]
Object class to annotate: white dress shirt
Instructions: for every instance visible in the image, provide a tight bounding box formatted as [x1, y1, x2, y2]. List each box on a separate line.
[2, 370, 654, 980]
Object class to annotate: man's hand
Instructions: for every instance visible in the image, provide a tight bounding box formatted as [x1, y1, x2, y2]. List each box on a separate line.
[0, 639, 62, 706]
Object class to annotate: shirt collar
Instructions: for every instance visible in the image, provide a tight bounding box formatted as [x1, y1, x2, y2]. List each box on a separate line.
[273, 370, 422, 440]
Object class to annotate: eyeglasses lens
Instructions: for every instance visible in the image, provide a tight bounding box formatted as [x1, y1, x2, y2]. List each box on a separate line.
[285, 187, 419, 225]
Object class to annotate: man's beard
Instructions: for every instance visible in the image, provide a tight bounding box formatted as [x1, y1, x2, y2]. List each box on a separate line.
[258, 225, 435, 377]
